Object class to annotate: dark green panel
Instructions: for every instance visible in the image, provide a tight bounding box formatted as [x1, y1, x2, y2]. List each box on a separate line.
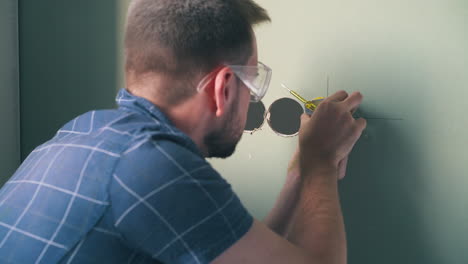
[19, 0, 118, 159]
[0, 0, 20, 185]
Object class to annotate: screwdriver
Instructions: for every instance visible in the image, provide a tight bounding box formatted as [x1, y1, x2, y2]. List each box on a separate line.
[281, 83, 324, 112]
[282, 83, 377, 123]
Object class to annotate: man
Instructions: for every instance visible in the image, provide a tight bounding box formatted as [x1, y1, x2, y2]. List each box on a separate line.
[0, 0, 366, 263]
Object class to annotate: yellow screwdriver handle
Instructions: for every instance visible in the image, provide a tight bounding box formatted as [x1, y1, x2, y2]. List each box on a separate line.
[281, 84, 326, 113]
[305, 97, 325, 112]
[305, 101, 317, 111]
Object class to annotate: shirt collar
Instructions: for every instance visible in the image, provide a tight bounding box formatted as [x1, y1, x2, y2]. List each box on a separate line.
[115, 88, 204, 157]
[116, 88, 175, 126]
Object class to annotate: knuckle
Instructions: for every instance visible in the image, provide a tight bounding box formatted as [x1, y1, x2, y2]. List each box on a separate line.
[357, 118, 367, 128]
[338, 90, 348, 97]
[339, 109, 351, 119]
[353, 120, 366, 133]
[356, 93, 364, 101]
[317, 101, 331, 112]
[320, 100, 330, 107]
[361, 118, 368, 128]
[339, 112, 349, 122]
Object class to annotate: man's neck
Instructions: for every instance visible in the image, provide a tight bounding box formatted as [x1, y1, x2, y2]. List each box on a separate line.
[164, 98, 210, 157]
[127, 86, 210, 157]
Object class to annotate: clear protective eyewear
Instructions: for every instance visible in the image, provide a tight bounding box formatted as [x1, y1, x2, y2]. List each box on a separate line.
[196, 61, 272, 102]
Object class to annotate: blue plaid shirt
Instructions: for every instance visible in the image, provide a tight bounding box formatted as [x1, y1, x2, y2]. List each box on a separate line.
[0, 89, 253, 264]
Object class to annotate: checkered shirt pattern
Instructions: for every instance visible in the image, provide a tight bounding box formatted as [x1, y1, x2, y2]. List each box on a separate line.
[0, 88, 253, 264]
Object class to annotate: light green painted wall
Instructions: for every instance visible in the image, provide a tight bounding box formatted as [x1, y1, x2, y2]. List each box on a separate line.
[19, 0, 120, 159]
[207, 1, 468, 263]
[0, 0, 20, 185]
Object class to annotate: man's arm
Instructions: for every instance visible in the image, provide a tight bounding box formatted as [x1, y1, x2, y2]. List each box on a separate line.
[264, 149, 349, 263]
[263, 146, 302, 236]
[213, 171, 341, 264]
[285, 91, 365, 263]
[286, 166, 346, 263]
[213, 91, 366, 264]
[265, 119, 351, 238]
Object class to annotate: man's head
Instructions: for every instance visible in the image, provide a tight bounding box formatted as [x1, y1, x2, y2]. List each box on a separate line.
[124, 0, 270, 158]
[125, 0, 270, 104]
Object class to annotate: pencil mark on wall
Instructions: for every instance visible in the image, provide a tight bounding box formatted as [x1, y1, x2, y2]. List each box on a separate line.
[364, 117, 404, 121]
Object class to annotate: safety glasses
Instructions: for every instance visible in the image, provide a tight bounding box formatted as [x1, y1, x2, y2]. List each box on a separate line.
[229, 62, 272, 102]
[245, 97, 324, 137]
[197, 62, 272, 102]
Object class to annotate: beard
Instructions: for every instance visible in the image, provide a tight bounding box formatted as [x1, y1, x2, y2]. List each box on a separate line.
[204, 100, 244, 159]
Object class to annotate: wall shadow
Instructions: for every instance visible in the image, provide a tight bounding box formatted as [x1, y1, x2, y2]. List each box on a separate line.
[340, 118, 443, 264]
[300, 51, 445, 263]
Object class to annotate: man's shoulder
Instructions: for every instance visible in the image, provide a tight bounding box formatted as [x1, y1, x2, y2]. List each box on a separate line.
[45, 107, 212, 181]
[56, 109, 160, 139]
[118, 136, 211, 177]
[52, 108, 189, 150]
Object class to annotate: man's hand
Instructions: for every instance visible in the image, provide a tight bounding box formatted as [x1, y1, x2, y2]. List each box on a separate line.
[298, 90, 367, 178]
[214, 91, 366, 264]
[289, 145, 349, 180]
[337, 156, 349, 180]
[287, 145, 300, 176]
[284, 91, 366, 264]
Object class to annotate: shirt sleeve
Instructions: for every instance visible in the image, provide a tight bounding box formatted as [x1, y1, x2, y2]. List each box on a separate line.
[109, 138, 253, 264]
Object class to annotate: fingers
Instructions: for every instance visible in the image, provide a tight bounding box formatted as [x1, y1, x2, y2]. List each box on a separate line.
[355, 118, 367, 134]
[287, 144, 301, 174]
[338, 156, 349, 180]
[344, 92, 363, 112]
[300, 113, 310, 124]
[326, 90, 348, 102]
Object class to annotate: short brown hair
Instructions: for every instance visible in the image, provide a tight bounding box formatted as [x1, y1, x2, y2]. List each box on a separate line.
[124, 0, 270, 105]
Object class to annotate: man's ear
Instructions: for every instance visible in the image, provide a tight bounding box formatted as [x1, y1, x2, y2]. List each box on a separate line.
[213, 67, 235, 117]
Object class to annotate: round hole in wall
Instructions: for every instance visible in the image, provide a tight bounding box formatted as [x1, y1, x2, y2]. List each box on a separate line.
[267, 97, 304, 137]
[244, 101, 266, 133]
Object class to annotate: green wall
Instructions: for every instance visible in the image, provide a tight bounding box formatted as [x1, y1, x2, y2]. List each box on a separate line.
[14, 0, 468, 262]
[19, 0, 119, 159]
[209, 1, 468, 263]
[0, 0, 20, 184]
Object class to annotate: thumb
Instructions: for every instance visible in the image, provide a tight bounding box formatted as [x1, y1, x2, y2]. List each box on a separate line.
[300, 113, 310, 124]
[338, 156, 349, 180]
